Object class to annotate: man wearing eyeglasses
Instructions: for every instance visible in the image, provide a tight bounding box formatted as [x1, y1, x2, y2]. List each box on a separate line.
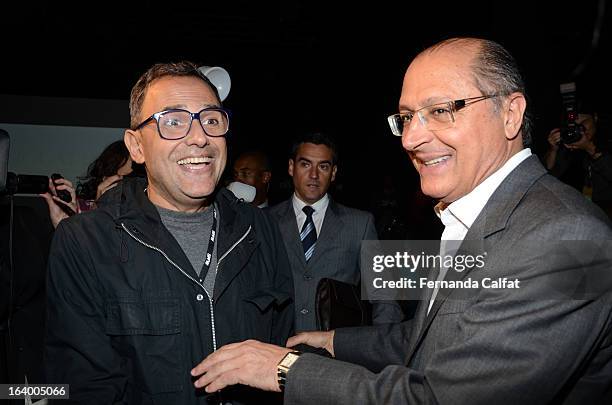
[44, 61, 294, 404]
[190, 38, 612, 404]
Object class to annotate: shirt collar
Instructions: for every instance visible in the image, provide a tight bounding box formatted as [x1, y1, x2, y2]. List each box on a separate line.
[436, 148, 532, 229]
[292, 193, 329, 215]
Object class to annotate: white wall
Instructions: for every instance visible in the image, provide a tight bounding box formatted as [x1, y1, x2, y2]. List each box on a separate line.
[1, 123, 125, 185]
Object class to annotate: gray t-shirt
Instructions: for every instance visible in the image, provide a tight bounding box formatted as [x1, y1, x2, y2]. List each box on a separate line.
[156, 205, 219, 297]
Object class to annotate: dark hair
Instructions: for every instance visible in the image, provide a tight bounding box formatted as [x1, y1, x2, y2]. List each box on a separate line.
[290, 132, 338, 165]
[129, 61, 220, 129]
[77, 141, 130, 200]
[577, 98, 598, 117]
[236, 150, 271, 171]
[427, 38, 533, 147]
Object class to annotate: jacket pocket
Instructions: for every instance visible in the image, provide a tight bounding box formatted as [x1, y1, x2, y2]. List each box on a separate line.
[105, 297, 183, 394]
[244, 290, 291, 312]
[242, 290, 292, 342]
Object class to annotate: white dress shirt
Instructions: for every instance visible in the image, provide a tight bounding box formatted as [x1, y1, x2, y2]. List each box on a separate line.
[292, 193, 330, 235]
[428, 148, 532, 313]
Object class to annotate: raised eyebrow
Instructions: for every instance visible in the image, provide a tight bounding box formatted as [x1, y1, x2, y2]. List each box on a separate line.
[422, 96, 450, 106]
[161, 103, 219, 111]
[162, 104, 188, 111]
[398, 103, 415, 113]
[399, 96, 451, 112]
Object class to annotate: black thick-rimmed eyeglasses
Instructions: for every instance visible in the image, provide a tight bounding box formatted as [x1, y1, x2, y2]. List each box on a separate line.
[387, 95, 499, 136]
[133, 107, 230, 140]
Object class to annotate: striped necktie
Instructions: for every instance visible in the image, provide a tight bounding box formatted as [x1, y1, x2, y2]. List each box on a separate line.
[300, 206, 317, 262]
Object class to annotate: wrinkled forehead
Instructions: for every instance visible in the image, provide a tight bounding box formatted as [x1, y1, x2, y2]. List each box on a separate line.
[400, 47, 478, 109]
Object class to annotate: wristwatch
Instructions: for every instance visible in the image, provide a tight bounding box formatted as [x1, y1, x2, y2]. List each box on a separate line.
[277, 351, 301, 392]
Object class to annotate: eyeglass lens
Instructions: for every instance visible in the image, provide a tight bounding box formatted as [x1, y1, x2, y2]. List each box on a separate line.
[158, 109, 228, 139]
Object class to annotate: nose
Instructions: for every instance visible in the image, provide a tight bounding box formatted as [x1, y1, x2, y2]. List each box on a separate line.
[308, 166, 319, 179]
[401, 114, 432, 152]
[184, 119, 210, 147]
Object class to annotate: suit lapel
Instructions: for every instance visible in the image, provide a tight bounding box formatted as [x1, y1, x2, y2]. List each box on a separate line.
[277, 200, 308, 270]
[406, 246, 441, 358]
[406, 155, 548, 364]
[307, 200, 343, 268]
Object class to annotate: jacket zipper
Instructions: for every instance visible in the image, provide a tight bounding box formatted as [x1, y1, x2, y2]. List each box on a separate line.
[120, 223, 251, 352]
[209, 225, 251, 351]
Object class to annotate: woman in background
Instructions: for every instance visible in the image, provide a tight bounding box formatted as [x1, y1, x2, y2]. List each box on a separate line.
[76, 140, 136, 210]
[42, 140, 144, 227]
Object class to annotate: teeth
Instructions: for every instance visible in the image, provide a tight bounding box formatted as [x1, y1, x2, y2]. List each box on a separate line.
[424, 156, 449, 166]
[177, 157, 212, 165]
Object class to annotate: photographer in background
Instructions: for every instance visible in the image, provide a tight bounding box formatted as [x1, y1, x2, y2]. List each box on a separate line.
[544, 104, 612, 217]
[41, 141, 145, 229]
[76, 140, 141, 210]
[40, 176, 79, 228]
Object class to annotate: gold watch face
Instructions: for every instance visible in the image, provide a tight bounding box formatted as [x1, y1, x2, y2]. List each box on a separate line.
[279, 352, 300, 369]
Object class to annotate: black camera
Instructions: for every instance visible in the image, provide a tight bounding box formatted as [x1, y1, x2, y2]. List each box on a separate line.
[0, 129, 71, 203]
[559, 82, 584, 144]
[3, 173, 71, 202]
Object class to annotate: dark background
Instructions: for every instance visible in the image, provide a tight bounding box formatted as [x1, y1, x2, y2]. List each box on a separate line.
[1, 0, 610, 209]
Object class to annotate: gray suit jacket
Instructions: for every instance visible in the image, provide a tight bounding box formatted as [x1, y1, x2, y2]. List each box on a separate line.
[285, 156, 612, 404]
[268, 198, 403, 332]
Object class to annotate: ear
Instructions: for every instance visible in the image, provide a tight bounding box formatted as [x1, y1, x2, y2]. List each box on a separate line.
[331, 165, 338, 182]
[503, 92, 527, 141]
[288, 159, 294, 177]
[262, 170, 272, 184]
[124, 129, 145, 164]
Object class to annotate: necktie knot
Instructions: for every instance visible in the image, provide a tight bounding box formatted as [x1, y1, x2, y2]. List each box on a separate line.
[303, 205, 315, 217]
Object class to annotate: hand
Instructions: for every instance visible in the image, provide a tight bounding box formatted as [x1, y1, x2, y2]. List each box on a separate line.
[40, 178, 80, 228]
[96, 174, 123, 200]
[547, 128, 561, 150]
[287, 331, 335, 357]
[564, 134, 597, 155]
[191, 340, 290, 393]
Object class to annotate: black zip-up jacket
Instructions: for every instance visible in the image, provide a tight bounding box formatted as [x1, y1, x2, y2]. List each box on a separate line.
[44, 178, 294, 404]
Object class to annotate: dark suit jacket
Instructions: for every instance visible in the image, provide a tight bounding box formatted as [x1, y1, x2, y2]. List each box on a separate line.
[268, 198, 403, 332]
[285, 156, 612, 404]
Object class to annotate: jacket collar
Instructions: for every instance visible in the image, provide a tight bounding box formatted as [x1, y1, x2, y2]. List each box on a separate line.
[101, 178, 255, 284]
[275, 197, 342, 269]
[465, 155, 547, 240]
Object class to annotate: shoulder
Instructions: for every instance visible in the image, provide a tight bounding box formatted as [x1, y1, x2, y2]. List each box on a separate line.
[60, 204, 114, 234]
[511, 173, 612, 239]
[50, 210, 116, 262]
[266, 199, 292, 219]
[331, 201, 374, 222]
[217, 188, 281, 233]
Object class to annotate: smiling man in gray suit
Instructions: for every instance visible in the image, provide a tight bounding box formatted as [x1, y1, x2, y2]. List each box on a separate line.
[191, 38, 612, 404]
[268, 132, 402, 332]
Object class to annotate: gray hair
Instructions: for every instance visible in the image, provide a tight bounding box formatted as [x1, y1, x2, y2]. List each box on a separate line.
[427, 38, 532, 147]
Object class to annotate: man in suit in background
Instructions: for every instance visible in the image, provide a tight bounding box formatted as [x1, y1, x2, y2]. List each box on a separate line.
[192, 38, 612, 404]
[268, 132, 403, 332]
